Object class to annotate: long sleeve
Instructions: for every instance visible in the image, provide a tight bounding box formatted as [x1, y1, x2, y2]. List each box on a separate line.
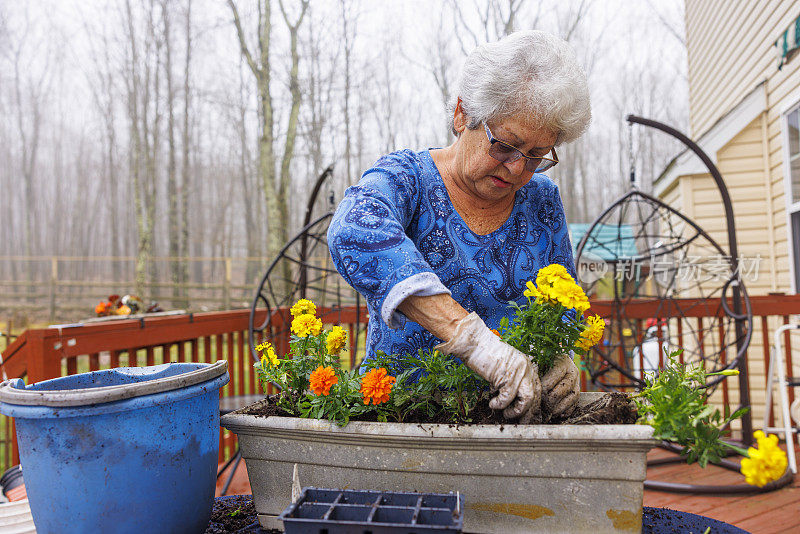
[327, 151, 450, 329]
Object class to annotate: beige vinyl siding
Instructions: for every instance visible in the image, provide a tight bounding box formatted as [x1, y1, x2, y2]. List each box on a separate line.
[660, 178, 682, 212]
[681, 119, 770, 291]
[685, 1, 799, 136]
[680, 0, 800, 297]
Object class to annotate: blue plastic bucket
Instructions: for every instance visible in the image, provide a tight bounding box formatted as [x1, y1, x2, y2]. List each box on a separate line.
[0, 361, 229, 534]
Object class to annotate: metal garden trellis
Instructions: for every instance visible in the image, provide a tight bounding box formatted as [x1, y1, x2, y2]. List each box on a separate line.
[248, 165, 366, 367]
[575, 115, 793, 493]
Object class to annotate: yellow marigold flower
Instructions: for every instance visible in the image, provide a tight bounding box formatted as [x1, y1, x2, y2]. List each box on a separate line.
[535, 264, 574, 288]
[360, 368, 396, 405]
[309, 366, 338, 396]
[523, 280, 542, 300]
[290, 298, 317, 318]
[538, 277, 590, 313]
[576, 315, 605, 351]
[326, 326, 347, 355]
[741, 431, 788, 487]
[257, 341, 279, 367]
[291, 313, 323, 337]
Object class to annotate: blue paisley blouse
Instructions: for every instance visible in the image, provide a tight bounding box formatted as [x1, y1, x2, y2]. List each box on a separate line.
[327, 149, 576, 366]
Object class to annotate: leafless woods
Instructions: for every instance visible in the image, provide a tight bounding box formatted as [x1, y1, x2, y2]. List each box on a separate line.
[0, 0, 688, 302]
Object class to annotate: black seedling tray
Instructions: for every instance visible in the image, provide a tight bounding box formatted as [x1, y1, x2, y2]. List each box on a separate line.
[279, 487, 464, 534]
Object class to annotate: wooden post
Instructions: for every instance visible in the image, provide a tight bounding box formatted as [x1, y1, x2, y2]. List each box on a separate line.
[26, 330, 61, 384]
[48, 257, 58, 323]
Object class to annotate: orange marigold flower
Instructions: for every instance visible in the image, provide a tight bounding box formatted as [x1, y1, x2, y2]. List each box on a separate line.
[360, 368, 396, 405]
[490, 329, 501, 337]
[309, 366, 338, 396]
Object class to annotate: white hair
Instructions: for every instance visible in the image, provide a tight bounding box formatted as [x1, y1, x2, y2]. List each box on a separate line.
[449, 30, 591, 145]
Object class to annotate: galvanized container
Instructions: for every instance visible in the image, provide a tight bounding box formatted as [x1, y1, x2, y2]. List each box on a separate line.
[221, 392, 656, 534]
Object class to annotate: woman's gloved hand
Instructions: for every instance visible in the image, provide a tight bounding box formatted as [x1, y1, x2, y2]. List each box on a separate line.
[435, 312, 541, 420]
[541, 353, 581, 418]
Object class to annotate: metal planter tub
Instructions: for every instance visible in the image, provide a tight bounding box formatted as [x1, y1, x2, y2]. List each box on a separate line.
[221, 392, 656, 534]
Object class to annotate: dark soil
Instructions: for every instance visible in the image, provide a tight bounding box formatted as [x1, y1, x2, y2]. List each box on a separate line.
[237, 391, 637, 425]
[205, 495, 282, 534]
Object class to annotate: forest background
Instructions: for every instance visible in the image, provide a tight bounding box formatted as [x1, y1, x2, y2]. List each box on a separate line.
[0, 0, 688, 322]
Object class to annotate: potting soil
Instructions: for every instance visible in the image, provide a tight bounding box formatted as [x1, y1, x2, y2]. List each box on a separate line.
[239, 391, 637, 425]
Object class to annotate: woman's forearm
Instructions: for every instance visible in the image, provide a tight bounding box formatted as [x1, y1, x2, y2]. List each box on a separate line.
[397, 293, 470, 342]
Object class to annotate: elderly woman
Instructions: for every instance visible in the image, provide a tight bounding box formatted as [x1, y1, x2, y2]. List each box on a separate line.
[328, 30, 591, 422]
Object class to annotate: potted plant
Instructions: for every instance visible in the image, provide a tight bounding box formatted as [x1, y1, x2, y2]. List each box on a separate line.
[223, 269, 666, 533]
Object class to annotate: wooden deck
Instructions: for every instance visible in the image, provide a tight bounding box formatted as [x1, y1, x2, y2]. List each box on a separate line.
[643, 445, 800, 534]
[216, 444, 800, 533]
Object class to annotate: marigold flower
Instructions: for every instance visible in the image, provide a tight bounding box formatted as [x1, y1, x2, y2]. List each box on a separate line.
[535, 264, 574, 288]
[309, 366, 338, 396]
[256, 341, 279, 367]
[490, 329, 501, 337]
[741, 431, 788, 487]
[534, 267, 590, 314]
[523, 280, 542, 300]
[576, 315, 605, 350]
[291, 313, 323, 337]
[360, 368, 396, 405]
[326, 326, 347, 355]
[290, 299, 317, 318]
[552, 278, 590, 312]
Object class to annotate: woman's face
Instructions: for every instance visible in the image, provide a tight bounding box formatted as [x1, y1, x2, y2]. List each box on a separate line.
[451, 107, 558, 205]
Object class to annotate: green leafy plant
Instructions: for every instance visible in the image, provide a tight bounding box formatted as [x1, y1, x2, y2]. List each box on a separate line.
[363, 349, 490, 423]
[632, 349, 748, 467]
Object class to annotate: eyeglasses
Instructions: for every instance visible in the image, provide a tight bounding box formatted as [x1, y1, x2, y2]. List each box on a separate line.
[483, 123, 558, 172]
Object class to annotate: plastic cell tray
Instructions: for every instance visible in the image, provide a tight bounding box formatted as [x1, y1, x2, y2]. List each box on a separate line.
[279, 487, 464, 534]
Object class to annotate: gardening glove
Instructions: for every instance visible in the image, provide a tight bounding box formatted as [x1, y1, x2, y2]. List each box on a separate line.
[434, 312, 541, 420]
[541, 353, 581, 418]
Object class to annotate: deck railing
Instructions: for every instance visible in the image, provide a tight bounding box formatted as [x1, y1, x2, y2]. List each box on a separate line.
[0, 306, 366, 471]
[1, 294, 798, 473]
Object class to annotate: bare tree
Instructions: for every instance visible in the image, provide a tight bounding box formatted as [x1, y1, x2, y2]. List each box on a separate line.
[85, 19, 124, 279]
[122, 0, 164, 297]
[300, 5, 338, 179]
[228, 0, 310, 293]
[339, 0, 358, 185]
[277, 0, 310, 242]
[179, 0, 193, 295]
[162, 0, 183, 305]
[10, 9, 49, 292]
[231, 58, 262, 283]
